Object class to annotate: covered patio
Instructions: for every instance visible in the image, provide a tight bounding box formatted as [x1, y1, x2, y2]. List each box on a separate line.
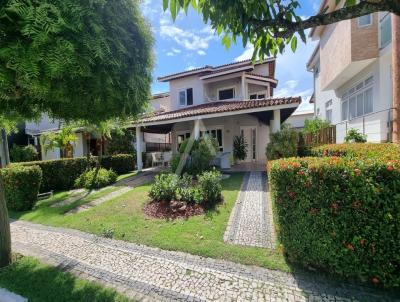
[129, 97, 301, 171]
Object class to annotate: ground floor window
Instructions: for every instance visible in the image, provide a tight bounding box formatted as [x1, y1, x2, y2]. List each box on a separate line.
[200, 128, 223, 152]
[341, 76, 373, 121]
[177, 132, 190, 150]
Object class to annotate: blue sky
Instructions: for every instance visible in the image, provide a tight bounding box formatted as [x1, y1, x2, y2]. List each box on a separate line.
[141, 1, 320, 112]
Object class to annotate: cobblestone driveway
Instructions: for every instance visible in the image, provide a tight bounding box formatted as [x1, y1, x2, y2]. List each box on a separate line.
[224, 172, 276, 248]
[11, 221, 392, 302]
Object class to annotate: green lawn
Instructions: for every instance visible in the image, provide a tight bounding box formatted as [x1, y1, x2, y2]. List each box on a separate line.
[10, 173, 289, 272]
[0, 256, 130, 302]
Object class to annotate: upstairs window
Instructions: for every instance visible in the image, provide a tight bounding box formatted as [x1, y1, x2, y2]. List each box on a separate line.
[380, 13, 392, 48]
[358, 14, 372, 27]
[179, 88, 193, 106]
[218, 87, 235, 100]
[249, 90, 267, 100]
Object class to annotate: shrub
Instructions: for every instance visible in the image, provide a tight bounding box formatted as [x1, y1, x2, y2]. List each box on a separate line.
[176, 174, 202, 203]
[17, 154, 135, 192]
[106, 129, 136, 156]
[17, 157, 89, 192]
[269, 155, 400, 288]
[303, 117, 330, 135]
[344, 128, 367, 143]
[266, 124, 298, 160]
[100, 154, 135, 174]
[74, 168, 117, 189]
[0, 165, 42, 211]
[198, 169, 222, 205]
[10, 144, 38, 162]
[171, 137, 218, 175]
[233, 135, 248, 161]
[310, 143, 400, 161]
[149, 173, 179, 202]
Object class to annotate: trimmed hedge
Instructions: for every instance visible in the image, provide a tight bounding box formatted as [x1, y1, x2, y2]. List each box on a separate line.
[0, 165, 42, 211]
[99, 154, 135, 174]
[310, 143, 400, 160]
[16, 154, 135, 192]
[269, 154, 400, 288]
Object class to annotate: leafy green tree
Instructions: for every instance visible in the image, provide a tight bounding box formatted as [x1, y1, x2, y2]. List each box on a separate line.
[303, 118, 331, 135]
[9, 144, 38, 162]
[266, 124, 298, 160]
[106, 129, 136, 156]
[163, 0, 399, 57]
[0, 0, 153, 267]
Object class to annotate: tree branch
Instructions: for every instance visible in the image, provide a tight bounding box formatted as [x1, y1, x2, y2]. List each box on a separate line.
[250, 0, 399, 39]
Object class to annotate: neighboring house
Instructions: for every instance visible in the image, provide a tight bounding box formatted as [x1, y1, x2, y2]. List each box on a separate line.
[130, 59, 301, 170]
[307, 0, 395, 143]
[286, 110, 314, 130]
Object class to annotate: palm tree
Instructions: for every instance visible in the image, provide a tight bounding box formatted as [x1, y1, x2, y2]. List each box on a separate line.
[40, 126, 77, 158]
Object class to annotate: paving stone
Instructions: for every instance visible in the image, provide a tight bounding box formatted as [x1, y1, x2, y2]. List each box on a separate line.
[0, 288, 27, 302]
[10, 220, 393, 302]
[224, 172, 276, 248]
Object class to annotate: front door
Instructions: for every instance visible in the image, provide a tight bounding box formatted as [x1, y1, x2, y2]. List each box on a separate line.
[240, 127, 257, 162]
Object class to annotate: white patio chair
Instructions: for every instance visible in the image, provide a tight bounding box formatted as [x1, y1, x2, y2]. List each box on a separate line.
[151, 152, 163, 167]
[162, 151, 172, 167]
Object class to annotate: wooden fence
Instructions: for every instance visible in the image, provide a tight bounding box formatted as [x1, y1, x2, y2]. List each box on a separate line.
[302, 126, 336, 145]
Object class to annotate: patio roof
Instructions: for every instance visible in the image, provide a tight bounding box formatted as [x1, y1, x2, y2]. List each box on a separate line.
[131, 97, 301, 128]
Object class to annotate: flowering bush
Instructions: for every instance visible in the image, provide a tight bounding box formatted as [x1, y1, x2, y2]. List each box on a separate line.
[269, 155, 400, 288]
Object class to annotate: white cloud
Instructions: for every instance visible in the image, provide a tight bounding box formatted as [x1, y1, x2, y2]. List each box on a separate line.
[172, 47, 181, 53]
[160, 23, 217, 51]
[234, 45, 254, 62]
[186, 65, 198, 71]
[197, 50, 206, 56]
[166, 52, 174, 56]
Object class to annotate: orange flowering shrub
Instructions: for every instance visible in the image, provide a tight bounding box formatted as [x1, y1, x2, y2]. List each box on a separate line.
[269, 154, 400, 288]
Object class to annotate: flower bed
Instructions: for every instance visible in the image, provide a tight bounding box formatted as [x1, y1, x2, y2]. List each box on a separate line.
[269, 152, 400, 288]
[146, 170, 222, 219]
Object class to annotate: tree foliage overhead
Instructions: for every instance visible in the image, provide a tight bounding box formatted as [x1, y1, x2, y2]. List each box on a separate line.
[0, 0, 154, 122]
[164, 0, 400, 58]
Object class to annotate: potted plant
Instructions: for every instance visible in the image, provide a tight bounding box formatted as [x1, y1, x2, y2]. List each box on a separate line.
[233, 135, 248, 163]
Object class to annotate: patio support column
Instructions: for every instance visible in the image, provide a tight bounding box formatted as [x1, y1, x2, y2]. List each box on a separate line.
[272, 109, 281, 133]
[136, 126, 143, 171]
[392, 14, 400, 143]
[193, 119, 200, 139]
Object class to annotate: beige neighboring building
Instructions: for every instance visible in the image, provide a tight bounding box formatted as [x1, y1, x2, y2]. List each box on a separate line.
[286, 110, 314, 130]
[307, 0, 394, 142]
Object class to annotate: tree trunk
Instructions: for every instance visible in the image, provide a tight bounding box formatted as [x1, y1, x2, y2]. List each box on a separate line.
[392, 14, 400, 143]
[0, 177, 11, 268]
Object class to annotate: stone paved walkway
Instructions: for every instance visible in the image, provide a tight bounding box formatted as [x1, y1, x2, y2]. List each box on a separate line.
[224, 172, 276, 248]
[11, 221, 393, 302]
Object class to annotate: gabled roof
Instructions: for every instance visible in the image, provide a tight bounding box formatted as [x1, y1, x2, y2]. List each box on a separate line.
[132, 97, 301, 126]
[158, 58, 276, 82]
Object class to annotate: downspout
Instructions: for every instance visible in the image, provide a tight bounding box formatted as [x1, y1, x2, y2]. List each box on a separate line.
[392, 14, 400, 143]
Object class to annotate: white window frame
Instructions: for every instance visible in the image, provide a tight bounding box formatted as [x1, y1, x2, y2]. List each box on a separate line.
[358, 14, 372, 28]
[178, 88, 193, 107]
[199, 126, 224, 152]
[217, 86, 236, 101]
[325, 100, 333, 122]
[176, 130, 191, 151]
[341, 76, 374, 122]
[240, 126, 257, 161]
[249, 90, 268, 100]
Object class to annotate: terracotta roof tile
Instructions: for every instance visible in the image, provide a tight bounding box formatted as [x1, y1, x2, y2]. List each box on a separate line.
[134, 97, 301, 125]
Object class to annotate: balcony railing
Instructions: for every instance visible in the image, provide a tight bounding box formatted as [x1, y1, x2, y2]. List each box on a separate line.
[145, 142, 171, 152]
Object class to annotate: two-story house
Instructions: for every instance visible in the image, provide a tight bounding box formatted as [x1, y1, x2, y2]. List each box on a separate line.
[130, 59, 301, 171]
[307, 0, 397, 143]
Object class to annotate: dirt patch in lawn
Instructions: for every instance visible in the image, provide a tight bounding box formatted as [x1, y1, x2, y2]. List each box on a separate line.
[144, 200, 205, 219]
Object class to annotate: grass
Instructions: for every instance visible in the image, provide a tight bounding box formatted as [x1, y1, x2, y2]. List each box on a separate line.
[116, 171, 138, 182]
[10, 173, 290, 272]
[0, 256, 130, 302]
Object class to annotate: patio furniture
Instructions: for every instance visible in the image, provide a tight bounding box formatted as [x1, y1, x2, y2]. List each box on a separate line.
[162, 151, 172, 166]
[151, 152, 163, 167]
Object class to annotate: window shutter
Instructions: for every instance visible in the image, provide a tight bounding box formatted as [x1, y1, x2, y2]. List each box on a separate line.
[186, 88, 193, 105]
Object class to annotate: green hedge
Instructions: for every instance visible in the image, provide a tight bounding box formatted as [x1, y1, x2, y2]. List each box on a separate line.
[17, 154, 135, 192]
[0, 165, 42, 211]
[99, 154, 135, 174]
[269, 155, 400, 288]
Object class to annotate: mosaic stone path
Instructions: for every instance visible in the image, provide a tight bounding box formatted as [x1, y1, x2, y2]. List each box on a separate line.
[11, 221, 392, 302]
[224, 172, 276, 248]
